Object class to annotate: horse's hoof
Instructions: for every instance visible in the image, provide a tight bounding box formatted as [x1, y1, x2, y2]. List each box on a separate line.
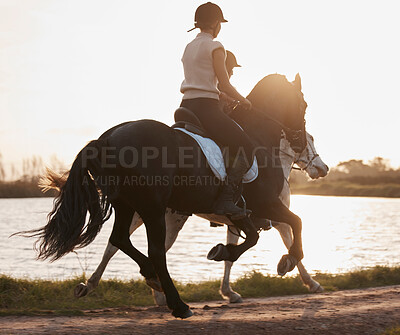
[277, 254, 298, 276]
[152, 290, 167, 306]
[220, 289, 243, 303]
[146, 277, 163, 292]
[74, 282, 88, 298]
[207, 243, 230, 261]
[310, 283, 324, 293]
[172, 308, 194, 319]
[229, 294, 243, 303]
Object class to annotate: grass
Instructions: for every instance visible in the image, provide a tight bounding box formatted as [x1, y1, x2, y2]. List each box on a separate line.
[0, 275, 154, 315]
[1, 266, 399, 315]
[381, 326, 400, 335]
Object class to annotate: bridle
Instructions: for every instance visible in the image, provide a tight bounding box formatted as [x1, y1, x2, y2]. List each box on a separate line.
[230, 100, 311, 171]
[252, 106, 304, 143]
[280, 133, 319, 172]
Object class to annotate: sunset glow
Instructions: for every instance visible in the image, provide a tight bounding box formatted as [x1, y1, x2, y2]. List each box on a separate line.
[1, 0, 399, 174]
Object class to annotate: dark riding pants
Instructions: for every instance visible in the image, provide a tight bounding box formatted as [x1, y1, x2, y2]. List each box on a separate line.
[180, 98, 254, 169]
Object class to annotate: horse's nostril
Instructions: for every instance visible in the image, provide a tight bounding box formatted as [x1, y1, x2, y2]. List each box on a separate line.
[315, 165, 328, 177]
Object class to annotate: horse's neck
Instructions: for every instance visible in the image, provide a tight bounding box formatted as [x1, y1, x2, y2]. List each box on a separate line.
[279, 138, 295, 180]
[278, 138, 298, 207]
[230, 107, 281, 149]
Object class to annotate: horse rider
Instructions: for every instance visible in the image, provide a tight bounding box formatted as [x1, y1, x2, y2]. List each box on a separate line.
[219, 50, 242, 114]
[180, 2, 255, 219]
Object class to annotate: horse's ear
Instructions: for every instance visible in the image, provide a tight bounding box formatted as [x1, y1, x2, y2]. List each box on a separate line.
[293, 73, 302, 91]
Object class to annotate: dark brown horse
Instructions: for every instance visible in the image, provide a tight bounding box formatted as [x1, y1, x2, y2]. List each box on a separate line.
[21, 74, 308, 318]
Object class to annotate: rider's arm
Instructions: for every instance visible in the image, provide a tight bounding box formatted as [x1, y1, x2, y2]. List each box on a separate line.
[213, 48, 251, 109]
[219, 91, 235, 103]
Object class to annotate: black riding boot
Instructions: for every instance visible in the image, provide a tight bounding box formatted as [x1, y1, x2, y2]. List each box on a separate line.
[213, 156, 250, 219]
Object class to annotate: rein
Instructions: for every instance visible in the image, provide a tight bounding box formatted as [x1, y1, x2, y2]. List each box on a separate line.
[230, 102, 304, 144]
[231, 100, 311, 174]
[241, 103, 302, 135]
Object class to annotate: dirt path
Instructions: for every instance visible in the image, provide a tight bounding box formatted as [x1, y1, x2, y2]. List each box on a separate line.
[2, 285, 400, 335]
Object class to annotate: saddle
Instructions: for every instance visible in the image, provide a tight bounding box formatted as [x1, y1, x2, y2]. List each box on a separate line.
[171, 106, 258, 217]
[171, 106, 258, 184]
[171, 107, 209, 138]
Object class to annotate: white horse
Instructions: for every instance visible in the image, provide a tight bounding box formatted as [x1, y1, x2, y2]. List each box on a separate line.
[72, 131, 328, 304]
[218, 132, 328, 303]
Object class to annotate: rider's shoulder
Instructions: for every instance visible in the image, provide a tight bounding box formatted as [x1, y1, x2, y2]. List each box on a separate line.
[208, 39, 225, 56]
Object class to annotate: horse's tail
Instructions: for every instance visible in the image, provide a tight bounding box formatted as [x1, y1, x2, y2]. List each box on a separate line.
[17, 140, 112, 261]
[38, 168, 69, 194]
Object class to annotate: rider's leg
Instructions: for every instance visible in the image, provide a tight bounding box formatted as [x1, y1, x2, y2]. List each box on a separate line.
[180, 98, 254, 219]
[213, 153, 249, 218]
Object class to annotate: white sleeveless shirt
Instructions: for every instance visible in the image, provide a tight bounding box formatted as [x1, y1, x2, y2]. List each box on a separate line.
[180, 32, 226, 100]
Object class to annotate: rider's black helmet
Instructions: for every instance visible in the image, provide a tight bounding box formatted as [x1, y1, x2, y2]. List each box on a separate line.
[188, 2, 228, 32]
[226, 51, 241, 71]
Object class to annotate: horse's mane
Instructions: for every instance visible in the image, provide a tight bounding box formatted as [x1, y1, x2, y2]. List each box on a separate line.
[247, 74, 291, 108]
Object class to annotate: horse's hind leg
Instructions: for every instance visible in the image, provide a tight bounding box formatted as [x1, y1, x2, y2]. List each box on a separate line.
[219, 226, 243, 303]
[208, 216, 259, 262]
[108, 203, 161, 291]
[74, 242, 119, 298]
[74, 212, 143, 298]
[141, 208, 192, 318]
[274, 222, 323, 293]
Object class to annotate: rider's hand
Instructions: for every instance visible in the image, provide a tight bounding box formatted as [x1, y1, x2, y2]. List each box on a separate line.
[241, 99, 252, 111]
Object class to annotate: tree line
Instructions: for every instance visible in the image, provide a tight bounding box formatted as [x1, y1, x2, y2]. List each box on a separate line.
[0, 153, 64, 198]
[0, 153, 399, 198]
[290, 157, 400, 198]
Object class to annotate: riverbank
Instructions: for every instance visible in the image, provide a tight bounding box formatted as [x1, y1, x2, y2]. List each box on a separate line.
[291, 180, 400, 198]
[0, 180, 56, 198]
[1, 180, 400, 198]
[1, 266, 400, 315]
[289, 157, 400, 198]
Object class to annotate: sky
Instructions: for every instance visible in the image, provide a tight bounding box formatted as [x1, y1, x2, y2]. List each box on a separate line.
[1, 0, 400, 177]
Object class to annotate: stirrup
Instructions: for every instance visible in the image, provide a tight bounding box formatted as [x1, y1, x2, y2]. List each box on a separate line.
[229, 195, 251, 220]
[229, 208, 252, 221]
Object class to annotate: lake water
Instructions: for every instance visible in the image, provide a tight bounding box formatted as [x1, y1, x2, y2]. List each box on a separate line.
[0, 195, 399, 283]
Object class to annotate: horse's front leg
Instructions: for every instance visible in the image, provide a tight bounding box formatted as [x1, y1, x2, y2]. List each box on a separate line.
[264, 202, 304, 276]
[273, 222, 323, 293]
[219, 226, 243, 303]
[143, 209, 193, 319]
[152, 212, 189, 306]
[297, 262, 324, 293]
[74, 212, 143, 298]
